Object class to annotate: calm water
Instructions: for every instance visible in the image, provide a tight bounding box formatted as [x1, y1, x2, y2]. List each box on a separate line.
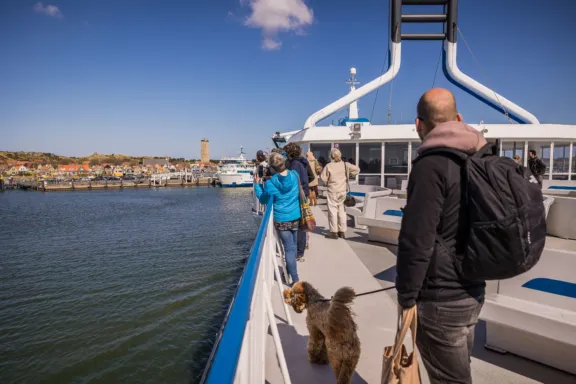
[0, 187, 257, 383]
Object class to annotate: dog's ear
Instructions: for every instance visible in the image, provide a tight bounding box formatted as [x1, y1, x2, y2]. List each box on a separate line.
[291, 282, 308, 312]
[283, 288, 292, 304]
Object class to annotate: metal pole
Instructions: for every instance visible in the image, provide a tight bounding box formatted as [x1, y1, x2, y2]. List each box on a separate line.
[263, 283, 292, 384]
[271, 233, 293, 326]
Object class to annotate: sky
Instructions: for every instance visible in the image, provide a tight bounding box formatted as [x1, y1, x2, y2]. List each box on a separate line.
[1, 0, 575, 159]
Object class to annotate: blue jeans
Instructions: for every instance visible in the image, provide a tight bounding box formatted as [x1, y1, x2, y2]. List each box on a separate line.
[277, 229, 299, 283]
[297, 229, 306, 257]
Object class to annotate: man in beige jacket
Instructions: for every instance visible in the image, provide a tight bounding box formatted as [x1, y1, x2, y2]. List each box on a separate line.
[320, 148, 360, 239]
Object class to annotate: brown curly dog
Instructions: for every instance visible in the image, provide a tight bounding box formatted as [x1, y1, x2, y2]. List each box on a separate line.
[283, 281, 360, 384]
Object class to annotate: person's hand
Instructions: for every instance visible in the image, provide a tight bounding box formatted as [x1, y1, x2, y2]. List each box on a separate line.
[254, 175, 260, 184]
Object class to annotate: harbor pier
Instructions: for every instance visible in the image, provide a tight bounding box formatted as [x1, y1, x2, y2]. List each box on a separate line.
[9, 175, 217, 191]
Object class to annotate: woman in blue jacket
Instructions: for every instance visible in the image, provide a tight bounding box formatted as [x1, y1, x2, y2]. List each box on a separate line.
[254, 152, 301, 284]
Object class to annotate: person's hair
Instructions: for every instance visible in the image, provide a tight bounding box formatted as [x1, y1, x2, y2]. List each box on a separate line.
[284, 142, 302, 159]
[417, 90, 459, 130]
[529, 149, 537, 156]
[330, 148, 342, 162]
[268, 152, 287, 173]
[512, 155, 520, 160]
[270, 148, 282, 154]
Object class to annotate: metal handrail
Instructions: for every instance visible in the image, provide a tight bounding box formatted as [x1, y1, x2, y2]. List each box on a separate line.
[202, 197, 293, 384]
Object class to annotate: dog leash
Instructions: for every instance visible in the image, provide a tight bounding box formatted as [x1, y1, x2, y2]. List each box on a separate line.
[318, 285, 396, 302]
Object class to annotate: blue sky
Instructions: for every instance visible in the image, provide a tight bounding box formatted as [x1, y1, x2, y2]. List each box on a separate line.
[1, 0, 575, 159]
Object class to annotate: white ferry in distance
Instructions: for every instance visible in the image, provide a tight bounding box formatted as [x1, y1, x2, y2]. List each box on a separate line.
[217, 147, 253, 187]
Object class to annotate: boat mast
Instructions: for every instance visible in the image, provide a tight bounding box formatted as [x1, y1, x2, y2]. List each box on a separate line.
[346, 68, 360, 119]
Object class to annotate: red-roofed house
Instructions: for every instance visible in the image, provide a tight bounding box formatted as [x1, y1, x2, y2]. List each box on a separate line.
[58, 164, 77, 174]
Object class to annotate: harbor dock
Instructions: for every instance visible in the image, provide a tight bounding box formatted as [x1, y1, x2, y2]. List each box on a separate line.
[5, 177, 217, 191]
[265, 204, 576, 384]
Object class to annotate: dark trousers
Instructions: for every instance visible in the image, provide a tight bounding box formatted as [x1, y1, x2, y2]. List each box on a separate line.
[416, 297, 484, 384]
[536, 175, 544, 189]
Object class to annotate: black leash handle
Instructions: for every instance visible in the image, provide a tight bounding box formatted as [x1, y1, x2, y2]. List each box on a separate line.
[318, 285, 396, 302]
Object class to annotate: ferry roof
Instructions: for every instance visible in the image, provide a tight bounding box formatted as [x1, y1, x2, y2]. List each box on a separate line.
[287, 124, 576, 143]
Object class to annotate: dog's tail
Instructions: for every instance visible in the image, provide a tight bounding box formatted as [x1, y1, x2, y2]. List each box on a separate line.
[327, 287, 355, 336]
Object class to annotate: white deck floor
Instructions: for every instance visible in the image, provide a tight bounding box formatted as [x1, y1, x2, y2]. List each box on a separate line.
[265, 204, 576, 384]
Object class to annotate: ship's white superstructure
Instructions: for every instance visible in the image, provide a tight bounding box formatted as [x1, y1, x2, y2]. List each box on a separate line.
[217, 148, 253, 187]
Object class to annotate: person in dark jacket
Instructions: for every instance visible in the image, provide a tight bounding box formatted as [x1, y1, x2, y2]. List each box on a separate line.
[396, 88, 487, 384]
[528, 149, 546, 188]
[284, 142, 314, 261]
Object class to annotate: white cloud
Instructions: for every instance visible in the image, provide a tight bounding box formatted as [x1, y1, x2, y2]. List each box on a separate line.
[242, 0, 313, 50]
[33, 2, 63, 19]
[262, 37, 282, 50]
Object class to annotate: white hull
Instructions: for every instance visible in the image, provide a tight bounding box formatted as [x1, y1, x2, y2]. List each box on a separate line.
[218, 173, 253, 187]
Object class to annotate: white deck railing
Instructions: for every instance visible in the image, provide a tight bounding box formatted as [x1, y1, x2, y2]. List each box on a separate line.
[202, 198, 293, 384]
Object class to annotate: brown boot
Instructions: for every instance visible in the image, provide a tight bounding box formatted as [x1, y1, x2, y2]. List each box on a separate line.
[324, 232, 338, 239]
[338, 232, 345, 239]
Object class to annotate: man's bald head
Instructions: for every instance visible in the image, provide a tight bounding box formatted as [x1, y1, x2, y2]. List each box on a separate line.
[416, 88, 462, 139]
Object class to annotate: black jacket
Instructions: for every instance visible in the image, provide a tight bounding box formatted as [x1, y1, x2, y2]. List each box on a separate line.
[528, 156, 546, 177]
[396, 151, 486, 308]
[288, 157, 314, 197]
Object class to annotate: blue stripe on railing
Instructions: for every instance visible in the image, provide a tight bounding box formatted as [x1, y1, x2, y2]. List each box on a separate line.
[203, 197, 273, 384]
[349, 192, 366, 197]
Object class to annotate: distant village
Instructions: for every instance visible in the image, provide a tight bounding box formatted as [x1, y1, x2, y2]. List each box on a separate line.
[0, 158, 218, 179]
[0, 138, 221, 180]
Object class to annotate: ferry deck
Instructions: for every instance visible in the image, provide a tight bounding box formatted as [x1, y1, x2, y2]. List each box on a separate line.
[263, 203, 576, 384]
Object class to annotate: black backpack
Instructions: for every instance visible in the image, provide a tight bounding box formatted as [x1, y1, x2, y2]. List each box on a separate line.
[418, 144, 547, 281]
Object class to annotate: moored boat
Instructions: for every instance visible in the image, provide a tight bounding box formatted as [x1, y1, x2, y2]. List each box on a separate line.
[217, 147, 254, 187]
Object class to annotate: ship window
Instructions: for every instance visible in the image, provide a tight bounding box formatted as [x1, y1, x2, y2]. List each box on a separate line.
[553, 142, 570, 174]
[502, 141, 525, 166]
[359, 143, 381, 174]
[334, 143, 356, 166]
[411, 142, 420, 161]
[527, 141, 551, 176]
[310, 144, 331, 167]
[572, 142, 576, 180]
[359, 175, 381, 186]
[384, 175, 408, 190]
[384, 142, 408, 174]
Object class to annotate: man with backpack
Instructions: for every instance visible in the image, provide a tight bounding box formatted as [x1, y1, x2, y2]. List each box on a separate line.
[528, 149, 547, 188]
[396, 89, 546, 384]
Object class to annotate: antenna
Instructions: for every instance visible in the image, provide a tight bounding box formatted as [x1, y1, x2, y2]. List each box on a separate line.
[347, 67, 360, 120]
[346, 67, 359, 90]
